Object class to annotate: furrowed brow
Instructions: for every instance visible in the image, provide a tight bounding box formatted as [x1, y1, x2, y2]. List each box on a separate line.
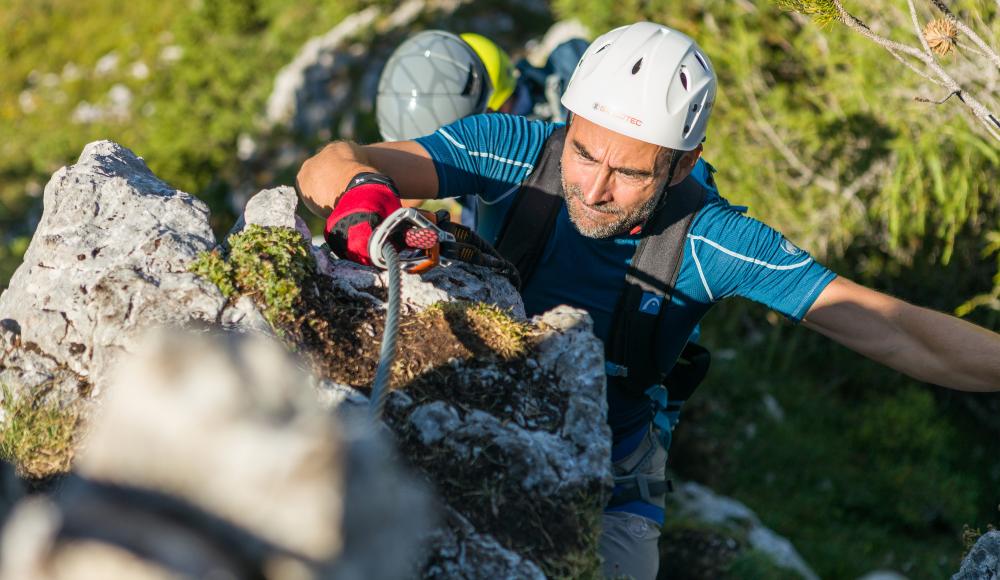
[615, 166, 654, 178]
[572, 139, 655, 178]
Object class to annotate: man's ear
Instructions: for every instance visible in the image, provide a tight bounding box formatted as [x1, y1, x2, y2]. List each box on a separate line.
[681, 144, 703, 171]
[665, 144, 703, 186]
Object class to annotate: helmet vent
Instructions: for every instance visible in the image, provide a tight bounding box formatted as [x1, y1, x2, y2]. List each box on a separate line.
[694, 52, 709, 72]
[461, 65, 476, 96]
[595, 43, 611, 54]
[631, 58, 643, 75]
[679, 67, 689, 91]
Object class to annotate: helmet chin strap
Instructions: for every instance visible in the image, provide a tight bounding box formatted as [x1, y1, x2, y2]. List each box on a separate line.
[649, 148, 685, 217]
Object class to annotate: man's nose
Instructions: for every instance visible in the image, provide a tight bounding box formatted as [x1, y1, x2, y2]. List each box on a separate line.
[582, 168, 613, 205]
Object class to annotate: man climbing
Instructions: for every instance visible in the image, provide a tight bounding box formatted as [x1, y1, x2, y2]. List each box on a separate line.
[297, 21, 1000, 579]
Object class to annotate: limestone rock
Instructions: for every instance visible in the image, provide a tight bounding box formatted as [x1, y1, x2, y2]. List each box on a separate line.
[422, 508, 546, 580]
[524, 19, 591, 66]
[953, 531, 1000, 580]
[228, 185, 311, 240]
[336, 238, 527, 317]
[221, 189, 606, 577]
[0, 141, 225, 403]
[0, 141, 612, 579]
[219, 294, 272, 335]
[663, 481, 819, 580]
[321, 258, 525, 318]
[265, 7, 381, 135]
[386, 305, 610, 577]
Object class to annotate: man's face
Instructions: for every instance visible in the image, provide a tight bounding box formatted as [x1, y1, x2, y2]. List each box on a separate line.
[560, 115, 698, 238]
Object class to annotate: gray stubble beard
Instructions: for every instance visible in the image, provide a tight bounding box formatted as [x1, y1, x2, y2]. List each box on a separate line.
[561, 171, 660, 239]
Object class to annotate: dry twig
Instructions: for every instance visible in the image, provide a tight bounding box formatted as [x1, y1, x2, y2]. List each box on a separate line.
[827, 0, 1000, 141]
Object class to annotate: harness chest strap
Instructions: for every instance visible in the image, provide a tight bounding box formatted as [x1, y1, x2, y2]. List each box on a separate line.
[493, 126, 567, 285]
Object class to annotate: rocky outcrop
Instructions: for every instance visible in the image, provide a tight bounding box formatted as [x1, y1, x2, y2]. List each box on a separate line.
[0, 141, 226, 405]
[233, 182, 608, 578]
[388, 305, 610, 578]
[660, 481, 819, 580]
[265, 6, 383, 137]
[953, 531, 1000, 580]
[0, 141, 611, 578]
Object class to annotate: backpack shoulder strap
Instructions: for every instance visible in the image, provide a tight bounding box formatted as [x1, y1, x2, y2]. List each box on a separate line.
[606, 175, 708, 397]
[494, 125, 566, 288]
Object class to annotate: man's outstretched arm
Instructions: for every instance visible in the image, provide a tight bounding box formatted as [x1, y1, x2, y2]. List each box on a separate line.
[802, 277, 1000, 391]
[296, 140, 439, 217]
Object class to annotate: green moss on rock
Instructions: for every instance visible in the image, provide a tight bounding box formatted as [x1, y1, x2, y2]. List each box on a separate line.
[190, 225, 315, 329]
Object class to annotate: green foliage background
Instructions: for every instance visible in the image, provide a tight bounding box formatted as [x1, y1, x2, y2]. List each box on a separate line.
[1, 0, 998, 577]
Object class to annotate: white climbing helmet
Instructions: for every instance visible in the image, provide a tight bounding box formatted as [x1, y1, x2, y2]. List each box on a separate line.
[561, 22, 717, 151]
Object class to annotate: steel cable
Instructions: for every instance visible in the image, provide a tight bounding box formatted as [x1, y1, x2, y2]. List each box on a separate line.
[369, 243, 400, 422]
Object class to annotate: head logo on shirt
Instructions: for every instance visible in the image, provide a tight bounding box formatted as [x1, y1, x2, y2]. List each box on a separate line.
[780, 238, 802, 256]
[639, 292, 663, 315]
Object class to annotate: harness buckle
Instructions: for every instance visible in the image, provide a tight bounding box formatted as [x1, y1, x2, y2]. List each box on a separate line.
[610, 473, 673, 506]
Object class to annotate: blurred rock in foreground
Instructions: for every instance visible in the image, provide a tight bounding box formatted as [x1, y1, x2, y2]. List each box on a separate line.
[0, 330, 431, 580]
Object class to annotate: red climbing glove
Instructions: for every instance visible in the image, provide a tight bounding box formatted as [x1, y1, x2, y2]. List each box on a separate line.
[324, 173, 402, 265]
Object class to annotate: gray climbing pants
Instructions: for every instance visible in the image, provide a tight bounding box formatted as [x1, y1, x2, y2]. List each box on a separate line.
[599, 427, 668, 580]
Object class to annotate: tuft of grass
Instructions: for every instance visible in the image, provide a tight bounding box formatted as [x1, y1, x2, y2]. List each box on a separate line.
[189, 225, 315, 330]
[431, 301, 530, 359]
[0, 385, 80, 479]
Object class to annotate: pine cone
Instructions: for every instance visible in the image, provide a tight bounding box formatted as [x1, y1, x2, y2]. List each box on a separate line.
[923, 18, 959, 56]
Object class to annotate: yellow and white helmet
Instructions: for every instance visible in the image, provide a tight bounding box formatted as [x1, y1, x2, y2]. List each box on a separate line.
[460, 33, 516, 112]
